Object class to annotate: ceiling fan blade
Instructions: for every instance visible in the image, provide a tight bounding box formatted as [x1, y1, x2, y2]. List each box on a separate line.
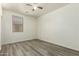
[37, 7, 43, 9]
[26, 4, 32, 6]
[32, 9, 35, 11]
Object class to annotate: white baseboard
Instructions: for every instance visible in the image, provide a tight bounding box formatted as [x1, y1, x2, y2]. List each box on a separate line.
[39, 39, 79, 52]
[2, 39, 35, 45]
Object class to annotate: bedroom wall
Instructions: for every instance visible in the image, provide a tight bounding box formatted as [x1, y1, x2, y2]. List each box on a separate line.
[1, 9, 37, 44]
[37, 4, 79, 51]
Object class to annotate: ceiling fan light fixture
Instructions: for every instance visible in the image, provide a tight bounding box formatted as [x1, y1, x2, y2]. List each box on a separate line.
[34, 6, 37, 10]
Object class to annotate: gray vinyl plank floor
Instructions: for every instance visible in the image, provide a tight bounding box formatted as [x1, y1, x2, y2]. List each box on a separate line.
[0, 39, 79, 56]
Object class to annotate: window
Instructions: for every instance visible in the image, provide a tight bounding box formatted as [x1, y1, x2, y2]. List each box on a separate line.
[12, 15, 23, 32]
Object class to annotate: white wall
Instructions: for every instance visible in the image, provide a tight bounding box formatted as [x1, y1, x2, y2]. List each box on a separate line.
[37, 4, 79, 51]
[2, 9, 37, 44]
[0, 4, 2, 50]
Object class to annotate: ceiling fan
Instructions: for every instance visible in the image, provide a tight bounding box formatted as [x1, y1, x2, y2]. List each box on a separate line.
[26, 4, 43, 11]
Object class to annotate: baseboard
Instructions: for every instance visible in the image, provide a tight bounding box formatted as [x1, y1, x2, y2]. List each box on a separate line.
[2, 39, 32, 45]
[2, 38, 79, 53]
[2, 39, 38, 45]
[38, 39, 79, 52]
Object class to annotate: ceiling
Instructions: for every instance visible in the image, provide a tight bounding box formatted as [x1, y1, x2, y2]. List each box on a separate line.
[2, 3, 68, 17]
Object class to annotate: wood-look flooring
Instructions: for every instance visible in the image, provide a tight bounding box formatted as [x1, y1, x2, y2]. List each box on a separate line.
[0, 39, 79, 56]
